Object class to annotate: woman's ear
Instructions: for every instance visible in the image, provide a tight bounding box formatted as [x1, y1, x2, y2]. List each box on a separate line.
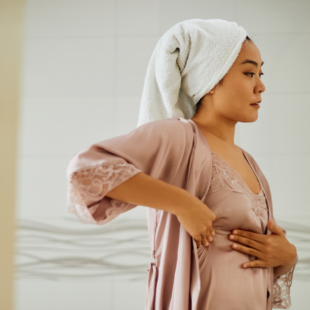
[209, 84, 217, 94]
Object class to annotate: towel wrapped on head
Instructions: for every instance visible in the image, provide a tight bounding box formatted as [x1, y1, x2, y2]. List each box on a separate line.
[137, 18, 248, 127]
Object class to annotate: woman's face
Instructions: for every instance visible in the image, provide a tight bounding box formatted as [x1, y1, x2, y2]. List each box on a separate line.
[210, 40, 266, 123]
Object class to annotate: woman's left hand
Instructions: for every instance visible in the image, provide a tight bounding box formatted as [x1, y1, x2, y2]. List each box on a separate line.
[228, 220, 297, 269]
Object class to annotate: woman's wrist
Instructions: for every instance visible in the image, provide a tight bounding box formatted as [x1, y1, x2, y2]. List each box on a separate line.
[282, 244, 297, 267]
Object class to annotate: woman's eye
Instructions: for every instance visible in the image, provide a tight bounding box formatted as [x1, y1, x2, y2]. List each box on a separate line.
[246, 72, 264, 78]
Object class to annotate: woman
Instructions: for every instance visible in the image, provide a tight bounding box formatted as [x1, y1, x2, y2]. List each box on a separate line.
[66, 19, 298, 310]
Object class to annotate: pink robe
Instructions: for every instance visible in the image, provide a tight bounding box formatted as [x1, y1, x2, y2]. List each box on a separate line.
[66, 117, 298, 310]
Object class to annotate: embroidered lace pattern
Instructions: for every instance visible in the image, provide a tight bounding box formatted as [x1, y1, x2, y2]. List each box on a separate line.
[67, 162, 142, 225]
[209, 151, 298, 308]
[272, 253, 298, 308]
[208, 151, 268, 216]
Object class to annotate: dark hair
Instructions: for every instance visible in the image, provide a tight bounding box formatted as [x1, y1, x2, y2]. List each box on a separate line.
[195, 35, 252, 111]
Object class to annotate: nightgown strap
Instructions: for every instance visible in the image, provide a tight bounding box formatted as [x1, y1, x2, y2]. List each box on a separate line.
[209, 151, 299, 308]
[209, 151, 268, 217]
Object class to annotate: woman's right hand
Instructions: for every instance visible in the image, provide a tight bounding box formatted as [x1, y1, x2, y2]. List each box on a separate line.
[175, 195, 216, 249]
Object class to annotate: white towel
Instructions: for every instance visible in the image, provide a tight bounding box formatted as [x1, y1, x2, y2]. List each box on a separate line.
[137, 18, 247, 127]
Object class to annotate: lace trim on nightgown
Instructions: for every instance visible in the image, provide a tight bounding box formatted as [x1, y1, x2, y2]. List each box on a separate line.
[67, 163, 142, 224]
[209, 151, 268, 217]
[208, 152, 298, 308]
[272, 254, 298, 308]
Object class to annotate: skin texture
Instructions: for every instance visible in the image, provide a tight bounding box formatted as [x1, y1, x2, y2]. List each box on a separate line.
[191, 40, 297, 274]
[191, 39, 265, 148]
[230, 220, 297, 275]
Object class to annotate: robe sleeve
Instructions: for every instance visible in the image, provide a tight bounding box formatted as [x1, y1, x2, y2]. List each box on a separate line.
[66, 119, 188, 225]
[272, 226, 298, 309]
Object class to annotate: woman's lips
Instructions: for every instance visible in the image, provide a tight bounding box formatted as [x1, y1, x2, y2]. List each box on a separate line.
[250, 103, 260, 108]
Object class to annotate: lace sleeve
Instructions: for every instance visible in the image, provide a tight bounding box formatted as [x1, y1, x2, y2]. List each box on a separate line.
[67, 162, 142, 225]
[272, 254, 298, 309]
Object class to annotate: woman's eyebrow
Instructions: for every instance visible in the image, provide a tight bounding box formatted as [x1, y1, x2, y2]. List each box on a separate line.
[240, 59, 264, 67]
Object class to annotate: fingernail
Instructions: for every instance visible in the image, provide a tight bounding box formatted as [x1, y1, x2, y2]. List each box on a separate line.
[211, 231, 215, 236]
[208, 236, 213, 241]
[204, 242, 209, 246]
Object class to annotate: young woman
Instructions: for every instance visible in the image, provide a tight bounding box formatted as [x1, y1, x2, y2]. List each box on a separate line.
[66, 20, 298, 310]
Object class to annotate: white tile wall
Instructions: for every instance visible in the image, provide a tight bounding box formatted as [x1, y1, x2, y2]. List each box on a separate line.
[116, 0, 160, 36]
[252, 33, 310, 93]
[247, 155, 310, 216]
[15, 0, 310, 309]
[239, 94, 310, 154]
[236, 0, 310, 33]
[115, 36, 160, 96]
[24, 0, 115, 38]
[21, 38, 115, 96]
[16, 157, 70, 217]
[19, 97, 117, 156]
[115, 96, 142, 135]
[160, 0, 235, 33]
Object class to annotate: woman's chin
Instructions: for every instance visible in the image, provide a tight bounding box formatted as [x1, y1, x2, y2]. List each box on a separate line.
[238, 114, 259, 123]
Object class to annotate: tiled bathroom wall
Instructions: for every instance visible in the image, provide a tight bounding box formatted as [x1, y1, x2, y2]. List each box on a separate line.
[14, 0, 310, 309]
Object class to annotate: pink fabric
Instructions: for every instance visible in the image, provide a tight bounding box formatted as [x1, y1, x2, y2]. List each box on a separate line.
[196, 150, 275, 309]
[67, 162, 142, 225]
[66, 117, 298, 310]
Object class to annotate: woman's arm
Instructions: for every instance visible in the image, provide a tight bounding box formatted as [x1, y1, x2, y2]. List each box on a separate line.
[67, 119, 216, 246]
[105, 170, 217, 248]
[105, 171, 191, 215]
[69, 156, 218, 247]
[273, 244, 297, 279]
[66, 119, 189, 225]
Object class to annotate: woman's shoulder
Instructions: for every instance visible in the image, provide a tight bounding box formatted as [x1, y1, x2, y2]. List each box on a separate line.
[233, 145, 261, 175]
[236, 145, 254, 162]
[237, 146, 269, 184]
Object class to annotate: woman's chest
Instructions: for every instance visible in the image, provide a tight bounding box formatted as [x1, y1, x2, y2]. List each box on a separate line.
[204, 151, 269, 234]
[209, 147, 262, 196]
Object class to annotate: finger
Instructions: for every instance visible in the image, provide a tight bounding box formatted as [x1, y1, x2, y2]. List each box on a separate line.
[202, 230, 211, 245]
[242, 260, 268, 268]
[205, 229, 212, 243]
[195, 238, 202, 248]
[209, 226, 216, 237]
[201, 234, 209, 247]
[229, 234, 264, 251]
[267, 220, 285, 236]
[232, 230, 266, 244]
[231, 243, 262, 259]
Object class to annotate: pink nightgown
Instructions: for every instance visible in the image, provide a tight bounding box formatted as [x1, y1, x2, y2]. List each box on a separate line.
[66, 117, 298, 309]
[196, 150, 270, 310]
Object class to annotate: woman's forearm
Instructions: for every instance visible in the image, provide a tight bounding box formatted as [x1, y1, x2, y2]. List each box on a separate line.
[105, 171, 196, 216]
